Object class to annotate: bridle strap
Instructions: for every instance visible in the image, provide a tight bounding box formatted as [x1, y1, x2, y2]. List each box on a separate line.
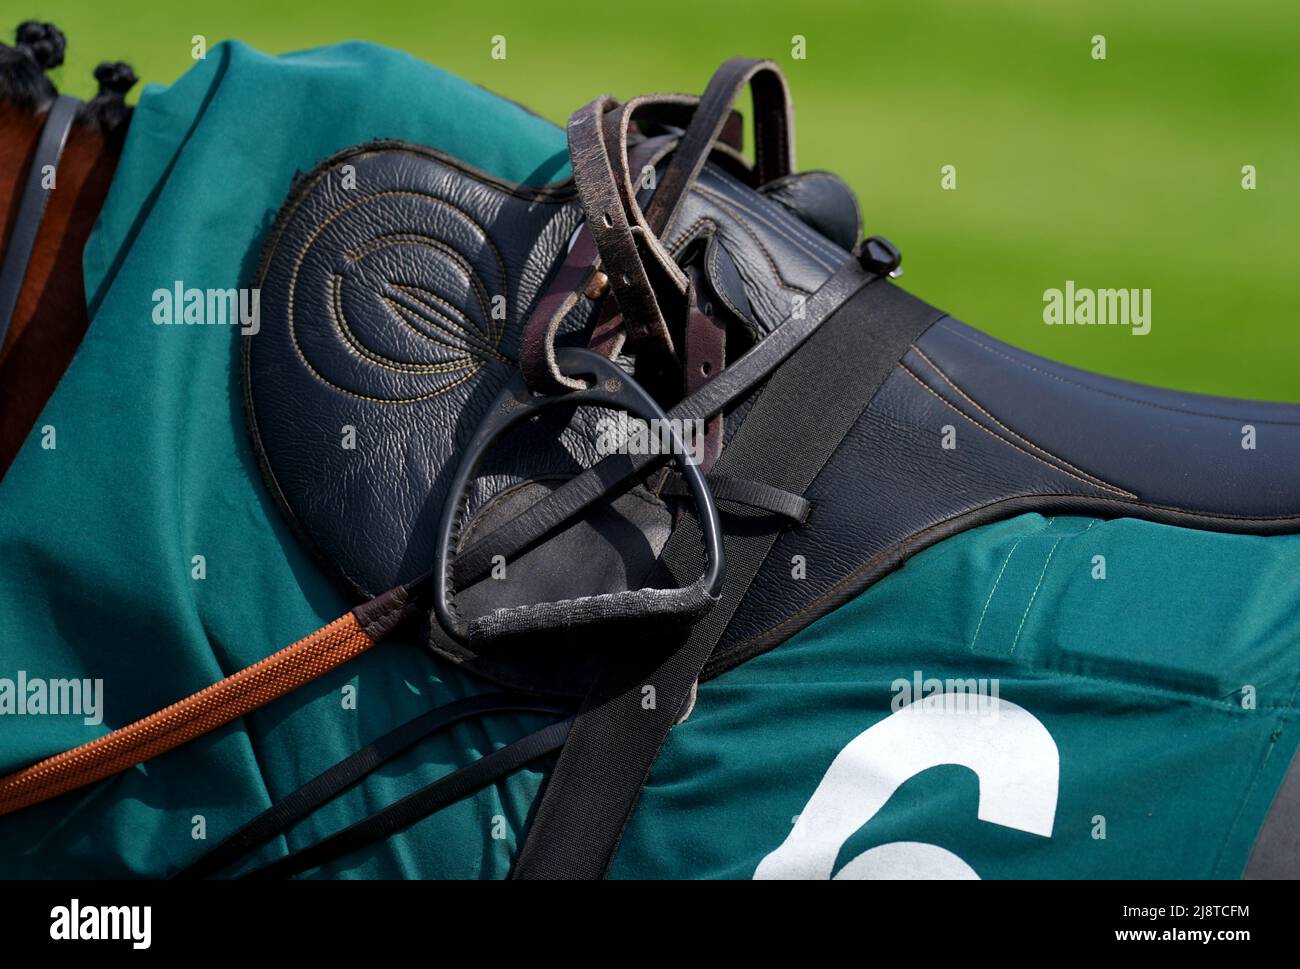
[0, 94, 79, 357]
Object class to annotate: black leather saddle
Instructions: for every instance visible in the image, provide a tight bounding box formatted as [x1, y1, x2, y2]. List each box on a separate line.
[244, 57, 1300, 877]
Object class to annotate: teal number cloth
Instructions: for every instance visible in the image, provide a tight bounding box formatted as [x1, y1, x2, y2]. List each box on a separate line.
[1, 42, 1296, 879]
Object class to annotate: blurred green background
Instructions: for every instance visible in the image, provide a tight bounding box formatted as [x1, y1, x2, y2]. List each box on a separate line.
[20, 0, 1299, 399]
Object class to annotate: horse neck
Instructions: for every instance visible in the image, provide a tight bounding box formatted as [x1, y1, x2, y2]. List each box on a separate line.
[0, 98, 123, 356]
[0, 103, 45, 251]
[0, 99, 125, 478]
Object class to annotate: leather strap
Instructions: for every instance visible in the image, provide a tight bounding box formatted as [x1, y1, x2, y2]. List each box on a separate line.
[240, 717, 575, 879]
[519, 135, 676, 393]
[683, 271, 726, 470]
[518, 224, 602, 392]
[176, 692, 573, 879]
[519, 59, 794, 393]
[0, 94, 79, 356]
[511, 280, 939, 879]
[453, 261, 874, 588]
[642, 56, 793, 236]
[567, 96, 685, 364]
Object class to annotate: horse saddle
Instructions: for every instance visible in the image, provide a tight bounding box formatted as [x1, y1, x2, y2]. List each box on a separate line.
[235, 57, 1300, 876]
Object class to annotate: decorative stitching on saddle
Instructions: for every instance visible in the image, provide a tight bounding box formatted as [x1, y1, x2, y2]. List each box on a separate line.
[665, 216, 718, 256]
[909, 344, 1134, 497]
[706, 234, 754, 329]
[938, 321, 1300, 426]
[330, 276, 482, 376]
[282, 186, 523, 403]
[345, 230, 503, 344]
[898, 362, 1137, 497]
[336, 191, 511, 307]
[385, 285, 512, 363]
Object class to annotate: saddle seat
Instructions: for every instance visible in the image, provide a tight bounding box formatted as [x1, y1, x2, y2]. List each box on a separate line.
[913, 318, 1300, 520]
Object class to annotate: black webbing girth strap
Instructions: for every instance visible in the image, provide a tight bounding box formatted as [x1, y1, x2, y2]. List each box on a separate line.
[511, 281, 947, 879]
[656, 471, 812, 524]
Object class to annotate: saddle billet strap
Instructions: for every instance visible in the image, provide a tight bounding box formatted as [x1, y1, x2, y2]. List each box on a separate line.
[451, 260, 875, 590]
[0, 94, 79, 356]
[684, 277, 727, 468]
[511, 280, 948, 880]
[0, 583, 421, 818]
[566, 96, 688, 360]
[175, 692, 574, 879]
[518, 134, 676, 394]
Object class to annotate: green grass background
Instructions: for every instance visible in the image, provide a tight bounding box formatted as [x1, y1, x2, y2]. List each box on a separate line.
[20, 0, 1300, 399]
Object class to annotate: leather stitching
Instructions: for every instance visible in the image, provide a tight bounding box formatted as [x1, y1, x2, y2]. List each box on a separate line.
[704, 236, 755, 332]
[281, 184, 533, 403]
[898, 362, 1137, 497]
[909, 343, 1133, 497]
[701, 168, 845, 263]
[330, 278, 483, 375]
[344, 230, 504, 336]
[665, 216, 718, 255]
[684, 190, 814, 296]
[323, 274, 486, 397]
[938, 320, 1300, 425]
[385, 285, 512, 363]
[694, 178, 837, 273]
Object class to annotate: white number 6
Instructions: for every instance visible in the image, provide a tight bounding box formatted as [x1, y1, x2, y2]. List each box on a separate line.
[754, 697, 1058, 879]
